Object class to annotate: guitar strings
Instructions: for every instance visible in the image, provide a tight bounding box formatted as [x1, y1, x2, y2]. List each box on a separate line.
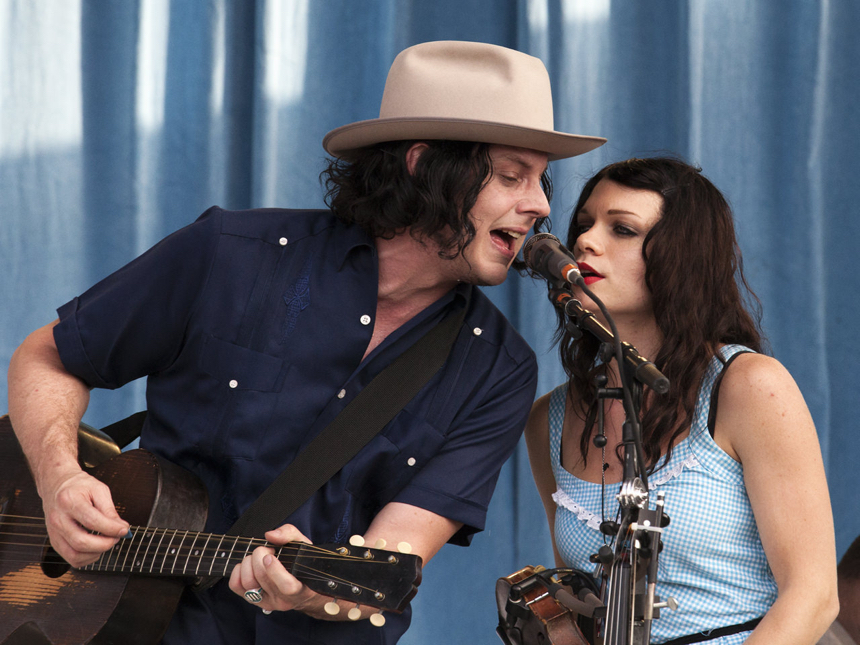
[0, 514, 405, 596]
[0, 514, 392, 559]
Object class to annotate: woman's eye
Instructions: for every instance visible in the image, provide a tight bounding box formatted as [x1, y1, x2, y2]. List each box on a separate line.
[615, 225, 636, 236]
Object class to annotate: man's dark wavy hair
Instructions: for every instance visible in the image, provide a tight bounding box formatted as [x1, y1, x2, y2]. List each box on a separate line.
[321, 140, 552, 267]
[558, 156, 765, 471]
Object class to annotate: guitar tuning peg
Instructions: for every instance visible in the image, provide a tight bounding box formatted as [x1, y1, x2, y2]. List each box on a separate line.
[396, 541, 412, 554]
[347, 606, 362, 621]
[324, 601, 341, 616]
[374, 538, 387, 549]
[349, 534, 366, 547]
[370, 612, 385, 627]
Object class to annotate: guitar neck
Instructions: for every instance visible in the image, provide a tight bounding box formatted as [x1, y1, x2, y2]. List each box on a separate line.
[78, 527, 421, 612]
[80, 527, 287, 579]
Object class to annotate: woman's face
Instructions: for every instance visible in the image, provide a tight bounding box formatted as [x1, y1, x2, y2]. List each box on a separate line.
[571, 178, 663, 327]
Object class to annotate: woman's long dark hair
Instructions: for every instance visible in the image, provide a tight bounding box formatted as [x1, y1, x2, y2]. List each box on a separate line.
[560, 157, 765, 470]
[321, 140, 552, 264]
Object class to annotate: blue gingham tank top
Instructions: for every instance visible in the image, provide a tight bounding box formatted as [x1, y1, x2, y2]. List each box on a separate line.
[550, 345, 777, 644]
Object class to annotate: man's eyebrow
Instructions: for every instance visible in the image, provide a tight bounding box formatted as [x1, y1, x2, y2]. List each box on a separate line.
[495, 153, 547, 174]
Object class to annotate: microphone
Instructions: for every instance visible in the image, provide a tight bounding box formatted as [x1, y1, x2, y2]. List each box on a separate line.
[522, 233, 583, 285]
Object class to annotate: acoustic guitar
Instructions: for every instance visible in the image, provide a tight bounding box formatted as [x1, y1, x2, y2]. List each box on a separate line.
[0, 416, 422, 645]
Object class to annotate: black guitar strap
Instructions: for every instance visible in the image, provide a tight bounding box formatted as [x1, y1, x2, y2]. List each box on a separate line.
[226, 294, 468, 539]
[101, 292, 468, 539]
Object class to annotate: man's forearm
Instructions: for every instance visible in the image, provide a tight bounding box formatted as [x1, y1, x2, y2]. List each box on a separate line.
[8, 320, 91, 493]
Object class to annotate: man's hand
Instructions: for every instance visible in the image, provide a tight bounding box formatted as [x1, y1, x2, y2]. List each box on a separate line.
[228, 524, 320, 614]
[42, 467, 130, 568]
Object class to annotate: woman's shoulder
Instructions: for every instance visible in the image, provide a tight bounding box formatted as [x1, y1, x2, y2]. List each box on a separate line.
[717, 351, 799, 404]
[526, 384, 570, 445]
[712, 351, 812, 460]
[527, 386, 560, 435]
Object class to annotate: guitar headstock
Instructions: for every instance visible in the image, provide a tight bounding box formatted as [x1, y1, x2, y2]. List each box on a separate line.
[288, 541, 423, 613]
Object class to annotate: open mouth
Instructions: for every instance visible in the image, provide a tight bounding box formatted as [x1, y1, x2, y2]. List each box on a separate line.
[577, 262, 603, 285]
[490, 228, 523, 255]
[490, 228, 523, 257]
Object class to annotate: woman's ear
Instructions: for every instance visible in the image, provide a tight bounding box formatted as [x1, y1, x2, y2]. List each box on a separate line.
[405, 142, 430, 175]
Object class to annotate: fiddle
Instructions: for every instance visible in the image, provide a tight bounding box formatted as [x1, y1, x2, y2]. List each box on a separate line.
[597, 489, 675, 645]
[496, 565, 603, 645]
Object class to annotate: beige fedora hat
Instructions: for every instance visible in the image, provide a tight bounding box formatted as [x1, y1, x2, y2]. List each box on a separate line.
[323, 41, 606, 161]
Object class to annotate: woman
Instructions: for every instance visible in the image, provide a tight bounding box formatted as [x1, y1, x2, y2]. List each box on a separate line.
[526, 157, 838, 644]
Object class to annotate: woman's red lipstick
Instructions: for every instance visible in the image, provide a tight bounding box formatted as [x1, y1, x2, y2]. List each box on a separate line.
[576, 261, 603, 286]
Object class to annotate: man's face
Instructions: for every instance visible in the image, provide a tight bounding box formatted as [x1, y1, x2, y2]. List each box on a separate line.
[453, 145, 550, 286]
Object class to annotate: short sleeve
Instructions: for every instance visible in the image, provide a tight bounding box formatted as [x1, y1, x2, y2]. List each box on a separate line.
[392, 347, 538, 545]
[53, 206, 222, 389]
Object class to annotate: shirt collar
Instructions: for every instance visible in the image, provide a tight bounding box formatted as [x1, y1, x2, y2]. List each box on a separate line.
[334, 220, 376, 271]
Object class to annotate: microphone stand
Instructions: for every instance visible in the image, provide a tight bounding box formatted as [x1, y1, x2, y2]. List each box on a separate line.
[545, 279, 676, 644]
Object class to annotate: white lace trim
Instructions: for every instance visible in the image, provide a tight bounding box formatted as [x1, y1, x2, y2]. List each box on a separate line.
[552, 488, 602, 530]
[553, 455, 700, 529]
[649, 454, 700, 489]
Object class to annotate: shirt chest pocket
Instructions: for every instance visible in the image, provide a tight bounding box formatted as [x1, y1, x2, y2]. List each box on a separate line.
[195, 334, 287, 460]
[344, 409, 447, 513]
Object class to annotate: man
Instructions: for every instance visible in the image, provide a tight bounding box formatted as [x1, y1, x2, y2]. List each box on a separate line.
[8, 41, 604, 643]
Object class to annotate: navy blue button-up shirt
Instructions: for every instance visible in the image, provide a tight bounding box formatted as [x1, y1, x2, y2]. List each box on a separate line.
[54, 206, 538, 644]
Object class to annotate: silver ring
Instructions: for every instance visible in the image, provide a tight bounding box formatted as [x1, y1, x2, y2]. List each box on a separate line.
[262, 609, 272, 615]
[243, 587, 264, 604]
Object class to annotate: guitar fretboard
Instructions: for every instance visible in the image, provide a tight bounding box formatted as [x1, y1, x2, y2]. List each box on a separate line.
[80, 527, 285, 578]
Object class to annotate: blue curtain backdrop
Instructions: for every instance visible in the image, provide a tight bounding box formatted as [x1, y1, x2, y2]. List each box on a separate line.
[1, 1, 858, 643]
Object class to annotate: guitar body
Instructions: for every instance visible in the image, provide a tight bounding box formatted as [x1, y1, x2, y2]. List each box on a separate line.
[0, 415, 208, 645]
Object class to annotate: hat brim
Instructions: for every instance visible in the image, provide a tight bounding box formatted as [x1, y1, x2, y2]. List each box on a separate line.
[323, 117, 606, 161]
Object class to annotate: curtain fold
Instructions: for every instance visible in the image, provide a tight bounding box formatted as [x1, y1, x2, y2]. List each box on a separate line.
[1, 2, 857, 643]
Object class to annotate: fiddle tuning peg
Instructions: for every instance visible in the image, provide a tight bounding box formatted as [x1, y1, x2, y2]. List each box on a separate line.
[374, 538, 387, 549]
[324, 602, 341, 616]
[348, 607, 362, 621]
[653, 596, 679, 611]
[397, 541, 412, 554]
[349, 534, 365, 547]
[370, 612, 386, 627]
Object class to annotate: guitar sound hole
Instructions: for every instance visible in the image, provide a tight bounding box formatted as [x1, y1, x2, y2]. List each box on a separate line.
[40, 544, 71, 578]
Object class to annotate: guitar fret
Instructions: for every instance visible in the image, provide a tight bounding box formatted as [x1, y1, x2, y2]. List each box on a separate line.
[140, 527, 157, 572]
[224, 535, 242, 577]
[129, 526, 147, 572]
[172, 531, 189, 574]
[120, 527, 135, 572]
[208, 534, 227, 576]
[194, 533, 212, 575]
[161, 530, 178, 574]
[110, 540, 131, 571]
[183, 532, 202, 575]
[150, 527, 168, 573]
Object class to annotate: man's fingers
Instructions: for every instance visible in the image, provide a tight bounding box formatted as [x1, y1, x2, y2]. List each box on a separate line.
[264, 524, 312, 545]
[255, 551, 304, 600]
[55, 474, 129, 537]
[46, 516, 116, 567]
[43, 470, 130, 567]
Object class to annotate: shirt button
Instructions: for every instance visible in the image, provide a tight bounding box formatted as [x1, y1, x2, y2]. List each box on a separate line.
[229, 379, 238, 388]
[407, 457, 416, 467]
[337, 389, 346, 399]
[473, 327, 483, 336]
[279, 237, 288, 246]
[360, 315, 372, 326]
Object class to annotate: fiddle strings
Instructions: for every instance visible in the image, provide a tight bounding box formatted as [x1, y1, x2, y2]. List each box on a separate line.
[601, 516, 635, 645]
